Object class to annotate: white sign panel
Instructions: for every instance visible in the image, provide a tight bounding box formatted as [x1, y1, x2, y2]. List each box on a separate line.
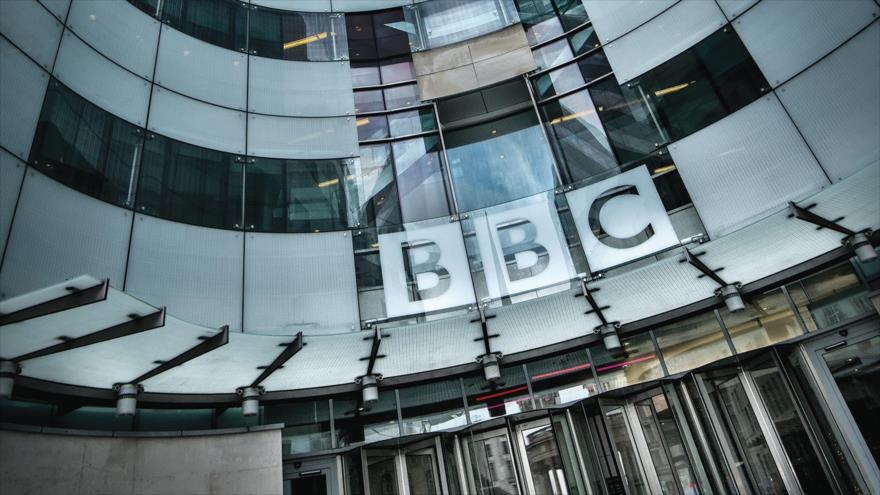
[379, 220, 476, 318]
[472, 192, 575, 299]
[566, 165, 679, 271]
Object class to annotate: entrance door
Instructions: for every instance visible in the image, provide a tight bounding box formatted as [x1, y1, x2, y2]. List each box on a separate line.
[599, 401, 651, 495]
[515, 418, 570, 494]
[802, 324, 880, 492]
[462, 428, 522, 494]
[403, 440, 445, 495]
[284, 457, 337, 495]
[632, 393, 701, 495]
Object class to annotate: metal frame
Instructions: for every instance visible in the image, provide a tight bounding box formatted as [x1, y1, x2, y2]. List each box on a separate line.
[0, 279, 108, 326]
[130, 325, 229, 385]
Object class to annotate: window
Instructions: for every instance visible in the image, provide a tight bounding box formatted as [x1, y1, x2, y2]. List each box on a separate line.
[526, 349, 599, 407]
[249, 7, 346, 61]
[532, 51, 611, 100]
[392, 136, 450, 223]
[161, 0, 248, 51]
[404, 0, 521, 51]
[591, 332, 663, 392]
[655, 311, 731, 374]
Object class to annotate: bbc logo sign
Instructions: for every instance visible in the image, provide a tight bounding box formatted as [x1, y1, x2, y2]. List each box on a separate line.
[379, 166, 680, 318]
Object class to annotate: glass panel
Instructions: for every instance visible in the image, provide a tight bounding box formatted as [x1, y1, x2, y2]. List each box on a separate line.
[789, 262, 873, 330]
[53, 405, 134, 431]
[342, 448, 365, 495]
[635, 394, 700, 495]
[362, 389, 401, 443]
[398, 379, 467, 435]
[384, 84, 421, 110]
[521, 421, 569, 493]
[367, 454, 400, 495]
[30, 81, 141, 209]
[516, 0, 561, 45]
[446, 110, 557, 212]
[588, 77, 667, 164]
[354, 89, 385, 113]
[391, 136, 450, 223]
[821, 334, 880, 464]
[388, 108, 436, 137]
[380, 57, 416, 84]
[404, 0, 521, 52]
[333, 397, 366, 447]
[557, 0, 589, 31]
[722, 289, 805, 353]
[655, 311, 731, 375]
[464, 429, 520, 494]
[348, 144, 401, 228]
[244, 157, 351, 233]
[604, 406, 649, 495]
[357, 114, 390, 141]
[569, 24, 600, 55]
[525, 15, 563, 46]
[527, 349, 599, 407]
[465, 366, 532, 422]
[248, 8, 347, 61]
[265, 400, 332, 455]
[629, 28, 768, 142]
[532, 51, 611, 100]
[406, 449, 440, 495]
[591, 332, 663, 392]
[541, 88, 617, 182]
[352, 62, 382, 87]
[750, 362, 835, 494]
[137, 133, 243, 229]
[161, 0, 247, 51]
[136, 408, 213, 432]
[532, 38, 573, 71]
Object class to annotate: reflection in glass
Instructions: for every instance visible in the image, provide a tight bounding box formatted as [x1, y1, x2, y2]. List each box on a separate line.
[527, 350, 599, 407]
[404, 0, 521, 51]
[265, 400, 332, 455]
[161, 0, 247, 51]
[446, 111, 557, 212]
[384, 84, 421, 110]
[521, 421, 569, 494]
[588, 77, 668, 165]
[388, 108, 436, 137]
[398, 380, 467, 435]
[381, 57, 416, 85]
[354, 89, 385, 113]
[464, 430, 520, 494]
[368, 455, 400, 495]
[532, 38, 573, 71]
[532, 51, 611, 100]
[569, 25, 600, 55]
[352, 62, 382, 87]
[788, 262, 873, 330]
[541, 88, 617, 182]
[406, 448, 441, 495]
[604, 406, 649, 495]
[722, 289, 805, 353]
[391, 136, 450, 223]
[655, 311, 731, 374]
[635, 394, 700, 494]
[249, 7, 347, 61]
[137, 133, 243, 229]
[244, 157, 351, 233]
[465, 366, 532, 422]
[357, 114, 390, 141]
[347, 144, 401, 228]
[31, 81, 141, 209]
[591, 332, 662, 392]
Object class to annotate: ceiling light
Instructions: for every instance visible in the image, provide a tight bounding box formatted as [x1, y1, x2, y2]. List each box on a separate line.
[549, 109, 596, 125]
[654, 81, 695, 97]
[283, 32, 328, 50]
[652, 164, 676, 175]
[318, 178, 339, 188]
[356, 118, 370, 127]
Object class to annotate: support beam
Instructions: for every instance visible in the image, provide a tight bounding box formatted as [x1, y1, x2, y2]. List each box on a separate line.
[470, 303, 497, 356]
[12, 307, 166, 362]
[250, 332, 304, 388]
[129, 325, 229, 384]
[788, 201, 855, 236]
[682, 248, 727, 287]
[365, 326, 383, 377]
[0, 279, 109, 326]
[578, 278, 609, 325]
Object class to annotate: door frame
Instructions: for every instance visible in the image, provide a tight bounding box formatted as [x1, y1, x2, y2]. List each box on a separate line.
[284, 456, 340, 495]
[597, 398, 658, 494]
[461, 426, 523, 495]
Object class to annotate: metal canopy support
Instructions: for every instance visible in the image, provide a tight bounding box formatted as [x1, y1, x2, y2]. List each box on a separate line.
[363, 326, 385, 377]
[10, 307, 167, 362]
[250, 332, 304, 388]
[471, 303, 498, 356]
[129, 325, 229, 384]
[578, 277, 609, 326]
[682, 247, 728, 287]
[0, 279, 109, 326]
[787, 201, 855, 236]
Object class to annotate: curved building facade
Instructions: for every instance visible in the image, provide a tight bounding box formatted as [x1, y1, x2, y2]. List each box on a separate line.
[0, 0, 879, 494]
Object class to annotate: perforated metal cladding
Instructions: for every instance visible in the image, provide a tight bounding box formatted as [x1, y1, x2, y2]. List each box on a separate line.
[0, 39, 49, 160]
[155, 25, 248, 110]
[583, 0, 678, 43]
[0, 171, 130, 297]
[248, 57, 354, 117]
[244, 232, 359, 335]
[54, 32, 151, 126]
[147, 87, 246, 154]
[66, 0, 160, 80]
[0, 0, 62, 70]
[777, 22, 880, 183]
[669, 96, 829, 238]
[262, 332, 368, 390]
[715, 0, 758, 20]
[0, 150, 26, 262]
[375, 314, 485, 377]
[247, 113, 358, 159]
[602, 0, 726, 83]
[733, 0, 880, 87]
[125, 214, 244, 332]
[37, 0, 70, 20]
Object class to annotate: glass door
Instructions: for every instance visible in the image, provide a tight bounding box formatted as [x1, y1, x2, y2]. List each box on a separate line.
[403, 441, 444, 495]
[599, 401, 651, 495]
[514, 418, 571, 494]
[367, 449, 402, 495]
[632, 393, 701, 495]
[284, 457, 337, 495]
[462, 427, 522, 495]
[802, 324, 880, 493]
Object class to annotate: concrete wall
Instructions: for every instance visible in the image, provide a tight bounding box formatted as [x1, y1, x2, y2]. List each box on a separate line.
[0, 428, 283, 495]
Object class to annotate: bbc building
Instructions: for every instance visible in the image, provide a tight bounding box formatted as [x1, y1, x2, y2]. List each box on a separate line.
[0, 0, 878, 494]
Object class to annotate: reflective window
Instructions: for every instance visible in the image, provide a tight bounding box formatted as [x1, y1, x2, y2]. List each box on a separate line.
[357, 114, 389, 141]
[161, 0, 248, 51]
[249, 7, 347, 61]
[352, 62, 382, 87]
[446, 111, 558, 212]
[591, 332, 663, 392]
[526, 349, 599, 407]
[136, 408, 213, 432]
[30, 81, 141, 209]
[557, 0, 589, 30]
[655, 311, 731, 374]
[532, 51, 611, 100]
[380, 56, 415, 84]
[137, 133, 243, 229]
[568, 24, 599, 55]
[354, 89, 385, 113]
[128, 0, 159, 17]
[628, 28, 768, 141]
[392, 136, 450, 223]
[384, 84, 420, 110]
[348, 144, 401, 228]
[518, 0, 563, 45]
[721, 289, 805, 353]
[540, 88, 617, 182]
[404, 0, 521, 52]
[388, 108, 436, 137]
[266, 400, 332, 455]
[787, 262, 873, 330]
[347, 9, 410, 62]
[465, 366, 533, 422]
[244, 157, 353, 233]
[532, 38, 573, 71]
[398, 380, 467, 435]
[588, 77, 668, 164]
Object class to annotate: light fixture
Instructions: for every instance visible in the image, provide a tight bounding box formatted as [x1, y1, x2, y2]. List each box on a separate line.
[476, 353, 503, 382]
[653, 81, 696, 97]
[849, 232, 877, 263]
[359, 374, 380, 404]
[115, 383, 141, 416]
[283, 32, 328, 50]
[317, 178, 340, 188]
[356, 118, 370, 127]
[238, 386, 264, 417]
[718, 284, 745, 313]
[0, 361, 20, 399]
[596, 323, 621, 353]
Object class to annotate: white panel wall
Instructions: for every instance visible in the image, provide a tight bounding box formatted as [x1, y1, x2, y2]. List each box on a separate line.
[669, 96, 830, 238]
[38, 0, 71, 20]
[734, 0, 880, 87]
[0, 171, 130, 297]
[247, 114, 358, 159]
[126, 214, 244, 332]
[0, 150, 26, 263]
[262, 332, 366, 389]
[147, 87, 246, 154]
[603, 0, 726, 83]
[0, 39, 49, 161]
[778, 22, 880, 183]
[244, 232, 359, 335]
[155, 26, 248, 110]
[715, 0, 758, 20]
[0, 0, 63, 70]
[66, 0, 160, 80]
[248, 57, 354, 117]
[53, 31, 151, 126]
[583, 0, 678, 43]
[375, 315, 485, 377]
